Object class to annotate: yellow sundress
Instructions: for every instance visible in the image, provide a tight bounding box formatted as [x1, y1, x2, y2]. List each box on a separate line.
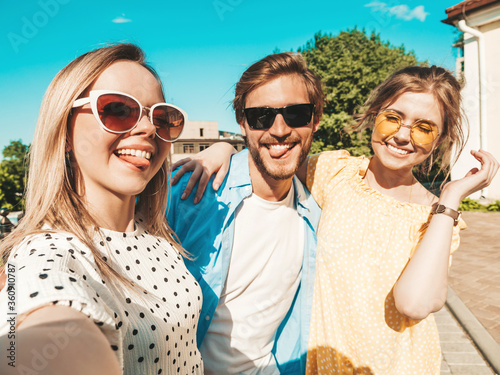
[305, 151, 465, 375]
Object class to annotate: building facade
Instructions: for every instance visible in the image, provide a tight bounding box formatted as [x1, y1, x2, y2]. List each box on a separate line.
[443, 0, 500, 200]
[443, 0, 500, 199]
[171, 120, 246, 163]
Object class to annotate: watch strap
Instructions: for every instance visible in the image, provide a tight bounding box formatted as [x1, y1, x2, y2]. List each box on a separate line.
[431, 203, 461, 225]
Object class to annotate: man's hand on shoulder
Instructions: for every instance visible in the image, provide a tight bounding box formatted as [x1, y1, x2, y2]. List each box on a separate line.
[171, 143, 236, 204]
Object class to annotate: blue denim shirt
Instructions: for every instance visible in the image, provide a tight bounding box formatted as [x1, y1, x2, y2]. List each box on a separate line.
[167, 149, 320, 374]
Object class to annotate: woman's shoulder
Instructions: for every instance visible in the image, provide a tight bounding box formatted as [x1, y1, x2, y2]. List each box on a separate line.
[314, 149, 351, 161]
[13, 230, 80, 252]
[309, 150, 369, 176]
[9, 229, 95, 269]
[316, 150, 367, 165]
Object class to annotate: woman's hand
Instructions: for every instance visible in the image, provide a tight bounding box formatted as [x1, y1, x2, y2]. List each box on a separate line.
[171, 142, 237, 204]
[440, 150, 499, 207]
[0, 306, 121, 375]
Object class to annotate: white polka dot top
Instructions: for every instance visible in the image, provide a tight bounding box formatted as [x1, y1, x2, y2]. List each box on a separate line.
[0, 219, 203, 375]
[305, 151, 465, 375]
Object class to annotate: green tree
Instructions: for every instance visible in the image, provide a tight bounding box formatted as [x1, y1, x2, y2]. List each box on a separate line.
[299, 28, 423, 156]
[0, 140, 29, 210]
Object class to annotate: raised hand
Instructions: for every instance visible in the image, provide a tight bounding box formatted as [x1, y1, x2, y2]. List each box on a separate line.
[440, 150, 499, 207]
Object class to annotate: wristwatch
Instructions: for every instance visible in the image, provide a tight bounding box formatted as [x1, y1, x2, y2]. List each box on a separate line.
[431, 203, 462, 226]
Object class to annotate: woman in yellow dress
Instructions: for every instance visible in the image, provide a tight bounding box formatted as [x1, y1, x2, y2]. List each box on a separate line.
[297, 66, 498, 374]
[170, 65, 499, 374]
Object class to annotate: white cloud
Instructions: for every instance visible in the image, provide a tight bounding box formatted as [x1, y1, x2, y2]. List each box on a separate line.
[365, 2, 429, 22]
[365, 1, 387, 12]
[112, 14, 132, 23]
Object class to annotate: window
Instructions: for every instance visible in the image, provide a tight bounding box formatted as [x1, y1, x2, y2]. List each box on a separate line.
[199, 128, 204, 137]
[183, 144, 194, 153]
[199, 144, 210, 151]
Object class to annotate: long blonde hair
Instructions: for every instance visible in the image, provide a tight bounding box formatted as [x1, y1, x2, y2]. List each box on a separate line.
[1, 43, 184, 287]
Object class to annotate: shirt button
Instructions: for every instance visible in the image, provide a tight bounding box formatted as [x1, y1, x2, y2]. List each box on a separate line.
[205, 315, 210, 321]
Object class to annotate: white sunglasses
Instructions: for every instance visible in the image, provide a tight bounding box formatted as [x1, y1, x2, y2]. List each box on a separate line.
[72, 90, 187, 142]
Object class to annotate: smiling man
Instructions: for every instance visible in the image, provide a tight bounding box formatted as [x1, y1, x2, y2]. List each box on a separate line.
[167, 52, 323, 374]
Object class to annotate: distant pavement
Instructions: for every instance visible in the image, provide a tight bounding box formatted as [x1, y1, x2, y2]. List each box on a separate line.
[439, 211, 500, 374]
[449, 212, 500, 344]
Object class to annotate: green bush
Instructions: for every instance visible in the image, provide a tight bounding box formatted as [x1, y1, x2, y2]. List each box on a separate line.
[487, 201, 500, 212]
[459, 198, 483, 211]
[458, 198, 500, 212]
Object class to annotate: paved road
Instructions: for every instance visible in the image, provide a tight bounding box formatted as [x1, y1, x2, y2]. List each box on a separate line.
[448, 211, 500, 344]
[438, 306, 495, 374]
[437, 211, 500, 374]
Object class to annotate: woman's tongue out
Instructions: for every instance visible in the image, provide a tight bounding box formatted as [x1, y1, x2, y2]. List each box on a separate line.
[116, 154, 150, 168]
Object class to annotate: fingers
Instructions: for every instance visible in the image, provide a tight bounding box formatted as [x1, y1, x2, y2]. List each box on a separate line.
[180, 165, 215, 203]
[483, 150, 500, 182]
[172, 143, 235, 195]
[443, 150, 498, 202]
[183, 163, 230, 203]
[181, 167, 203, 200]
[212, 165, 229, 191]
[171, 157, 192, 171]
[171, 160, 197, 185]
[471, 149, 499, 185]
[193, 172, 211, 204]
[173, 158, 224, 201]
[458, 150, 500, 196]
[464, 167, 479, 178]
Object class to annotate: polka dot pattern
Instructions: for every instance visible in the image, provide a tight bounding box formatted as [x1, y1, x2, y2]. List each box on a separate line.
[0, 220, 204, 374]
[304, 151, 464, 375]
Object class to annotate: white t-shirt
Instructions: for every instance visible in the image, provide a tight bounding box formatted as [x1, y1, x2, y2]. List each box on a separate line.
[201, 184, 304, 374]
[0, 220, 203, 375]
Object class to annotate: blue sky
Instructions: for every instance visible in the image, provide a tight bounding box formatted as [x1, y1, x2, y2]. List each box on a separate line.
[0, 0, 461, 154]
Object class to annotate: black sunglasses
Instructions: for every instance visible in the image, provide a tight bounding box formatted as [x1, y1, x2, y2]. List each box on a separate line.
[243, 103, 315, 130]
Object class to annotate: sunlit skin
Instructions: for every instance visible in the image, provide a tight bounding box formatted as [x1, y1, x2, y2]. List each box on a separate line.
[68, 61, 171, 231]
[372, 110, 439, 154]
[363, 92, 443, 204]
[241, 74, 319, 201]
[370, 92, 443, 177]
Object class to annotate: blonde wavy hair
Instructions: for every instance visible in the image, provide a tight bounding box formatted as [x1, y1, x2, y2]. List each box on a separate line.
[1, 43, 184, 287]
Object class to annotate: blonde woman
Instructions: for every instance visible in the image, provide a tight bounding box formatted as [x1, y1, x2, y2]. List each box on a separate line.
[0, 44, 202, 375]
